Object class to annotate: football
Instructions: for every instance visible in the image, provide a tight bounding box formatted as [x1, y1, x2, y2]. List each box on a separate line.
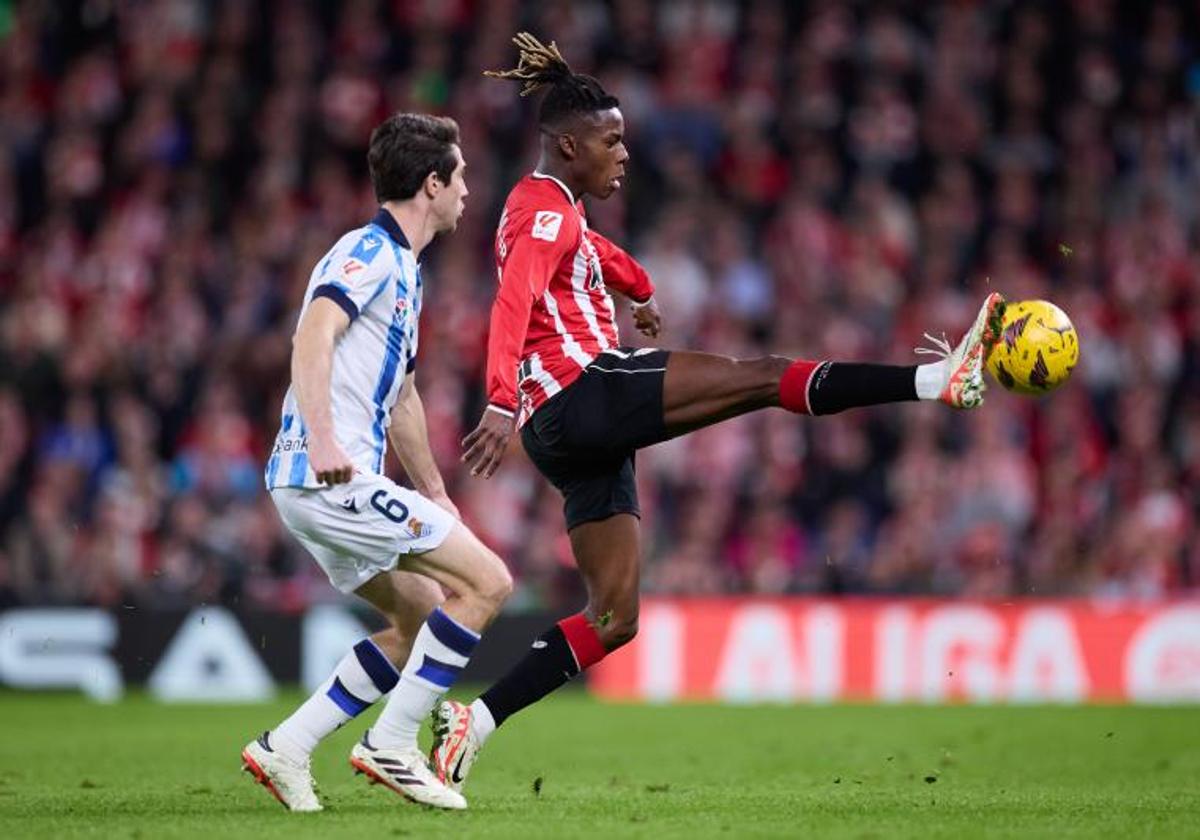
[985, 299, 1079, 395]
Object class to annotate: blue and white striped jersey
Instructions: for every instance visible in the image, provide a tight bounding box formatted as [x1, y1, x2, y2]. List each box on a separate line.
[265, 209, 423, 489]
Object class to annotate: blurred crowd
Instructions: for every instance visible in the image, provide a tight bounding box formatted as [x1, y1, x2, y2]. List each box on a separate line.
[0, 0, 1197, 613]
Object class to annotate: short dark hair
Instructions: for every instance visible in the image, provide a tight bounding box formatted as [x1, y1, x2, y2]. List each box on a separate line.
[367, 113, 461, 203]
[484, 32, 619, 129]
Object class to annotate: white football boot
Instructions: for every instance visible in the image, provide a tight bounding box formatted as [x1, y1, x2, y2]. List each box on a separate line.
[916, 292, 1006, 409]
[349, 731, 467, 810]
[241, 732, 323, 812]
[429, 699, 483, 793]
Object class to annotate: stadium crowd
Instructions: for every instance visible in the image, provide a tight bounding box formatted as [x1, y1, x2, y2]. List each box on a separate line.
[0, 0, 1196, 612]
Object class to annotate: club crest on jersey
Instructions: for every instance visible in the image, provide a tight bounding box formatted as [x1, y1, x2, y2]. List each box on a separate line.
[531, 211, 564, 242]
[582, 237, 604, 290]
[407, 517, 432, 539]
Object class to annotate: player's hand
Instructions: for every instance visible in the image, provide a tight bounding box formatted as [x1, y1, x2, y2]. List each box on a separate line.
[428, 490, 461, 520]
[309, 435, 354, 485]
[631, 296, 661, 338]
[461, 407, 515, 479]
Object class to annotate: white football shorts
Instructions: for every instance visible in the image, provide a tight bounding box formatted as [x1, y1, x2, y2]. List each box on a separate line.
[270, 471, 456, 594]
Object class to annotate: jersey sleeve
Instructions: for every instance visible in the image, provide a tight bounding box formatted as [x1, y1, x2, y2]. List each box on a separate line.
[587, 229, 655, 303]
[486, 210, 576, 412]
[310, 231, 391, 322]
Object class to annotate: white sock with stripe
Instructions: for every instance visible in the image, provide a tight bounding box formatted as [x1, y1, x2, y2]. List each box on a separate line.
[271, 638, 399, 760]
[370, 607, 480, 750]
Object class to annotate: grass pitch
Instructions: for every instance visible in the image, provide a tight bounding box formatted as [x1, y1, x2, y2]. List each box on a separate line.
[0, 691, 1197, 839]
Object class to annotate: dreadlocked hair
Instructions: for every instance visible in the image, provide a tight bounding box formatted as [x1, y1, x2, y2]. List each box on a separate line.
[484, 32, 619, 127]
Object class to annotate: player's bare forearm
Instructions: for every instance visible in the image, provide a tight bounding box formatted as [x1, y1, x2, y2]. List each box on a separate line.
[292, 299, 354, 483]
[388, 373, 448, 501]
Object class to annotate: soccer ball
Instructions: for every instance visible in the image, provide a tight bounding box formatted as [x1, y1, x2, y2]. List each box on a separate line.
[985, 299, 1079, 395]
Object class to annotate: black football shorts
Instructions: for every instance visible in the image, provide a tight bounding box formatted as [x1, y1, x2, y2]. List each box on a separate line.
[520, 347, 670, 530]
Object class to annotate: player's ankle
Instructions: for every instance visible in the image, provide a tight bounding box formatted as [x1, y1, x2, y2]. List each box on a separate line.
[267, 728, 310, 763]
[469, 698, 497, 744]
[914, 360, 947, 400]
[366, 722, 418, 751]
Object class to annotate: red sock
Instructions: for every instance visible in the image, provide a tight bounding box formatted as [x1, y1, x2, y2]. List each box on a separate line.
[779, 359, 823, 414]
[558, 613, 607, 670]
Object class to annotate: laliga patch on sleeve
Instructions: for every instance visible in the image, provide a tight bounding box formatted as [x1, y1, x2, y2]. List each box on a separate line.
[531, 211, 564, 242]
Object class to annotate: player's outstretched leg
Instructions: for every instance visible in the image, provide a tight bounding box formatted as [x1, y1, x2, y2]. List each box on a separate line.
[350, 522, 512, 810]
[241, 572, 441, 812]
[431, 514, 639, 792]
[662, 292, 1006, 435]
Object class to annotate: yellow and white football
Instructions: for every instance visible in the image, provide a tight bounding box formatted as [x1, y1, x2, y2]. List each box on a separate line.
[986, 299, 1079, 395]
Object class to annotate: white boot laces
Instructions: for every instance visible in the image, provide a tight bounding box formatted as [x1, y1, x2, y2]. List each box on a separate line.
[914, 331, 954, 360]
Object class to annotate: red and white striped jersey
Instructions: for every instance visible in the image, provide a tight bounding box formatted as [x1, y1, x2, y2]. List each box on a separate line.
[486, 173, 655, 425]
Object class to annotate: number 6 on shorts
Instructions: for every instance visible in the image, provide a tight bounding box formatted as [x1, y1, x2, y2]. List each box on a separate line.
[371, 489, 410, 523]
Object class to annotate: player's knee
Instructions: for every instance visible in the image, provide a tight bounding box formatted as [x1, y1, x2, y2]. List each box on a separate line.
[484, 563, 514, 611]
[471, 548, 513, 613]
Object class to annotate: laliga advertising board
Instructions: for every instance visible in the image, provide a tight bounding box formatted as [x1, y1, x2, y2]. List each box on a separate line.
[0, 606, 375, 702]
[588, 598, 1200, 704]
[1, 599, 1199, 704]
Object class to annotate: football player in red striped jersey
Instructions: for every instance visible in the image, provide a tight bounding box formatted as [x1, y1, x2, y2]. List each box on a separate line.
[437, 33, 1005, 791]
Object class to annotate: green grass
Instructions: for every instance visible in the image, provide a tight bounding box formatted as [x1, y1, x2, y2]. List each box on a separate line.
[0, 691, 1198, 839]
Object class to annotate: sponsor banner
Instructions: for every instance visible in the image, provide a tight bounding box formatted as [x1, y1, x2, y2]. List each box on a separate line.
[588, 598, 1200, 704]
[0, 606, 561, 703]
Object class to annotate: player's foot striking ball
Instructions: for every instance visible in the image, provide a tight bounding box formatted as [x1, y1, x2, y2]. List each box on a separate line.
[917, 291, 1007, 408]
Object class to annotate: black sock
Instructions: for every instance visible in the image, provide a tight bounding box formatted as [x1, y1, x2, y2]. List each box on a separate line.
[479, 624, 579, 728]
[807, 362, 918, 415]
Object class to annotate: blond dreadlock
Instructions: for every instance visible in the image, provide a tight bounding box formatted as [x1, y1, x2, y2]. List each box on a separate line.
[484, 32, 573, 97]
[485, 31, 620, 126]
